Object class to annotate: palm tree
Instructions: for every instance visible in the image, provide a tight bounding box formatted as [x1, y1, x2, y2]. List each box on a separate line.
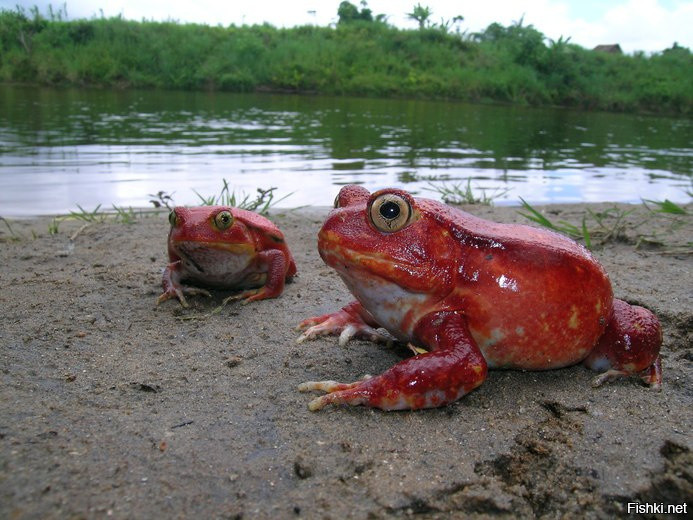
[407, 3, 432, 29]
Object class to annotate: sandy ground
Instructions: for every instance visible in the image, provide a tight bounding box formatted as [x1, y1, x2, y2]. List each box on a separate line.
[1, 202, 691, 519]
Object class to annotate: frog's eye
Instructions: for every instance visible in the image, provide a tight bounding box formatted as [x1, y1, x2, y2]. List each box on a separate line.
[333, 194, 340, 208]
[368, 193, 412, 233]
[168, 211, 178, 227]
[214, 210, 234, 230]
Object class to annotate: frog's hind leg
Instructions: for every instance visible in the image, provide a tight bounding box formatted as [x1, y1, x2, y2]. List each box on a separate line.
[298, 311, 487, 411]
[583, 298, 662, 390]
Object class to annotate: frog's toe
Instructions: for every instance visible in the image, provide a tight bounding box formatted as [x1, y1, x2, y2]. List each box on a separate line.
[591, 369, 629, 388]
[220, 288, 268, 306]
[296, 325, 330, 343]
[338, 324, 392, 347]
[296, 316, 350, 343]
[590, 355, 662, 390]
[241, 286, 283, 304]
[306, 392, 364, 411]
[296, 316, 324, 331]
[183, 287, 212, 298]
[297, 378, 372, 411]
[157, 288, 189, 307]
[639, 355, 662, 390]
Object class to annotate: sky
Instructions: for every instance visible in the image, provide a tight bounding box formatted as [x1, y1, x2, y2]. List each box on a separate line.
[2, 0, 692, 54]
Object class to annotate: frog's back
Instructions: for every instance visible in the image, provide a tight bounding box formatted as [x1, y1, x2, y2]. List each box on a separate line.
[420, 199, 589, 258]
[419, 198, 613, 370]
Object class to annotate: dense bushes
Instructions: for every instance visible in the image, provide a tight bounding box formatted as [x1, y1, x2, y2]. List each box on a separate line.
[1, 7, 690, 115]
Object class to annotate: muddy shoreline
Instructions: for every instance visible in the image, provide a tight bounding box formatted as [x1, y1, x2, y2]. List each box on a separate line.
[1, 203, 691, 518]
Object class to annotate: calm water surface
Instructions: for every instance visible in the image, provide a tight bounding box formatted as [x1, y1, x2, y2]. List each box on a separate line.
[0, 85, 691, 216]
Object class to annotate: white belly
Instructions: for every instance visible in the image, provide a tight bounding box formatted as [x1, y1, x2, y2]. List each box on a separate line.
[338, 272, 430, 341]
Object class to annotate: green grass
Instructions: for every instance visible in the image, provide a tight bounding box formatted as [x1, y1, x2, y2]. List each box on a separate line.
[0, 216, 20, 242]
[1, 6, 690, 115]
[518, 197, 689, 250]
[642, 198, 688, 215]
[427, 179, 510, 205]
[44, 183, 291, 234]
[192, 180, 292, 214]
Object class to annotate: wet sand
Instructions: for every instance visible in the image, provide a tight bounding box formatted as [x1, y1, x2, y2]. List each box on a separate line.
[1, 203, 691, 518]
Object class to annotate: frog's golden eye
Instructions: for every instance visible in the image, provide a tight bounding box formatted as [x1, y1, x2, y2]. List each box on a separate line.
[368, 193, 412, 233]
[214, 210, 234, 230]
[168, 211, 178, 227]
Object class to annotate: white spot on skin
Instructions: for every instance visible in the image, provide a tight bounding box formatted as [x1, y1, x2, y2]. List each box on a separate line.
[515, 326, 525, 336]
[496, 274, 518, 292]
[480, 328, 506, 348]
[568, 306, 580, 329]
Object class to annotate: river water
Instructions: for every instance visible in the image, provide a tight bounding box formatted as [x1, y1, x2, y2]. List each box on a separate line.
[0, 85, 690, 216]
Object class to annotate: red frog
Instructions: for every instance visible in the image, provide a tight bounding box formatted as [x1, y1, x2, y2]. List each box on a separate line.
[158, 206, 296, 306]
[297, 185, 662, 411]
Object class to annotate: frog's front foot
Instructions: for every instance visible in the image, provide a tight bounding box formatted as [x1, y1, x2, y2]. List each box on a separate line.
[296, 301, 392, 346]
[299, 311, 488, 411]
[157, 286, 212, 308]
[158, 264, 211, 307]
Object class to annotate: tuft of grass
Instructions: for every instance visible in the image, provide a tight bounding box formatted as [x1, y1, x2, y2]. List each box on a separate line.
[519, 197, 690, 251]
[194, 180, 292, 215]
[0, 216, 21, 242]
[642, 198, 687, 215]
[69, 204, 104, 222]
[112, 205, 137, 224]
[519, 197, 591, 248]
[584, 206, 636, 245]
[149, 191, 175, 210]
[49, 204, 104, 234]
[428, 179, 510, 206]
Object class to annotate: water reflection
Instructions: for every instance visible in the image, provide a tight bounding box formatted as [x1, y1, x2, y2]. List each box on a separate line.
[0, 85, 690, 216]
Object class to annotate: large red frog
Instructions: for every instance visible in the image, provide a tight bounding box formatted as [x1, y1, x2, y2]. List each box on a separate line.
[297, 185, 662, 411]
[158, 206, 296, 306]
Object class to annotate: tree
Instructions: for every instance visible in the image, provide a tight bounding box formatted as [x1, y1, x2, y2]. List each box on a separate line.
[337, 1, 373, 24]
[407, 3, 432, 29]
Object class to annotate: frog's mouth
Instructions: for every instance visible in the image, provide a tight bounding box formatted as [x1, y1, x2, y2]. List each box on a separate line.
[319, 240, 426, 291]
[174, 241, 254, 255]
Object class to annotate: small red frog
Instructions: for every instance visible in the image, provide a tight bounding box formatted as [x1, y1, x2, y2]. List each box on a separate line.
[297, 186, 662, 411]
[158, 206, 296, 306]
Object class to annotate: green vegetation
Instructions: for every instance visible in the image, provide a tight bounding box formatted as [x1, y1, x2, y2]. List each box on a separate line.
[45, 183, 291, 234]
[192, 182, 292, 213]
[519, 197, 593, 247]
[48, 203, 109, 234]
[518, 198, 690, 251]
[427, 179, 510, 205]
[1, 3, 691, 115]
[0, 216, 19, 242]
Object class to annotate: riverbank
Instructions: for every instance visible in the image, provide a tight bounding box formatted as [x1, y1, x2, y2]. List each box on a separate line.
[1, 9, 691, 116]
[1, 203, 691, 517]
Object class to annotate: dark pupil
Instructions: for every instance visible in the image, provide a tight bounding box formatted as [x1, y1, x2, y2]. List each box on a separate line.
[220, 214, 230, 223]
[380, 201, 400, 220]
